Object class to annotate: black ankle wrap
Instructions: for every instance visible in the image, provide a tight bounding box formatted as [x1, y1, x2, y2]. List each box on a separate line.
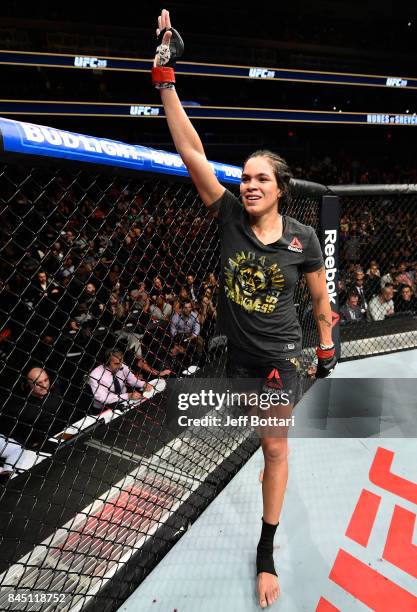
[256, 518, 279, 576]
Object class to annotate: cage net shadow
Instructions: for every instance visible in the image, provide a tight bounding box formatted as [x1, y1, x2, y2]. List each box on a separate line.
[0, 163, 321, 611]
[338, 193, 417, 360]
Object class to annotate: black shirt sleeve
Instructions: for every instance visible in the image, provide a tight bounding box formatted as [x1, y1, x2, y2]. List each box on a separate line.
[300, 227, 324, 273]
[211, 189, 243, 225]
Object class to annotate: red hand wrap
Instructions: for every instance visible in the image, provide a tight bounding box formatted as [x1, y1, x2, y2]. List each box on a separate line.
[316, 346, 335, 359]
[152, 66, 176, 84]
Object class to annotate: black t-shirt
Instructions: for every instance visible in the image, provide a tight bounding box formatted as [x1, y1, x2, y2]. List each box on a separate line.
[215, 189, 323, 364]
[0, 382, 73, 447]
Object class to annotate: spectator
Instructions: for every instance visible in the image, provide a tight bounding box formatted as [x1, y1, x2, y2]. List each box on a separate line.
[44, 242, 64, 275]
[149, 294, 173, 323]
[364, 262, 381, 300]
[394, 285, 417, 314]
[30, 270, 59, 304]
[130, 282, 149, 310]
[170, 301, 204, 356]
[151, 275, 165, 297]
[408, 262, 417, 292]
[337, 279, 348, 306]
[79, 282, 103, 319]
[340, 291, 364, 324]
[197, 295, 217, 339]
[365, 260, 380, 277]
[380, 264, 397, 288]
[395, 262, 414, 289]
[172, 287, 191, 315]
[59, 256, 75, 279]
[185, 274, 199, 302]
[368, 284, 395, 321]
[344, 230, 361, 264]
[0, 367, 76, 452]
[88, 349, 152, 410]
[350, 270, 368, 315]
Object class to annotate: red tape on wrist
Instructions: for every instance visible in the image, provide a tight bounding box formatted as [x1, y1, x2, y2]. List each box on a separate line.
[152, 66, 176, 84]
[316, 346, 335, 359]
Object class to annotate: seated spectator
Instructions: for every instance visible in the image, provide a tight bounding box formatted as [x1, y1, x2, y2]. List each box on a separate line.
[151, 275, 165, 297]
[408, 262, 417, 293]
[149, 294, 172, 324]
[368, 284, 395, 321]
[171, 287, 190, 315]
[80, 281, 103, 317]
[185, 274, 199, 302]
[170, 301, 204, 356]
[30, 270, 59, 304]
[130, 282, 149, 310]
[395, 262, 414, 289]
[0, 367, 77, 454]
[340, 291, 365, 324]
[380, 264, 397, 288]
[337, 279, 348, 306]
[364, 262, 381, 301]
[203, 272, 218, 292]
[59, 256, 75, 279]
[350, 270, 368, 315]
[394, 285, 417, 314]
[89, 349, 152, 410]
[44, 242, 64, 275]
[365, 260, 380, 277]
[196, 295, 217, 339]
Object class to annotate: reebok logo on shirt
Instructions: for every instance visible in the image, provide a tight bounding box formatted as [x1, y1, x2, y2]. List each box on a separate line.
[288, 237, 303, 253]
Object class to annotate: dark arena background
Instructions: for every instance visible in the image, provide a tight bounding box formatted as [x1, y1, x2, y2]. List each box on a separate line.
[0, 2, 416, 611]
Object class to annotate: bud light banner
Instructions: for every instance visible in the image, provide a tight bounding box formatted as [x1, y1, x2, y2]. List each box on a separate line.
[321, 195, 340, 357]
[0, 117, 242, 184]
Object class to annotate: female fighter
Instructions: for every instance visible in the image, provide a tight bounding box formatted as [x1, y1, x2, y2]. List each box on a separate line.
[151, 10, 337, 608]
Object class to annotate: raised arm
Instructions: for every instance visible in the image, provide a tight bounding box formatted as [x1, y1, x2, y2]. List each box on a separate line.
[153, 9, 225, 210]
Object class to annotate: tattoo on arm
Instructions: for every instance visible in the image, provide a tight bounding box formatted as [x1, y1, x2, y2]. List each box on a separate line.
[316, 267, 325, 278]
[318, 313, 332, 328]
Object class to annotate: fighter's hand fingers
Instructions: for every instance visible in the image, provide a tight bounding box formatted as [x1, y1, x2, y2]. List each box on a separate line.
[165, 9, 172, 29]
[162, 30, 172, 46]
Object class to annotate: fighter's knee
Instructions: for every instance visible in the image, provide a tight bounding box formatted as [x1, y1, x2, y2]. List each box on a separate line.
[262, 440, 289, 464]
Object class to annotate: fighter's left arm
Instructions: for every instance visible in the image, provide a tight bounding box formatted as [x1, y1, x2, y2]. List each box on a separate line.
[304, 266, 333, 347]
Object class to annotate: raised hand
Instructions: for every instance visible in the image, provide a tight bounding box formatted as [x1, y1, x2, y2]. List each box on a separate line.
[154, 9, 173, 67]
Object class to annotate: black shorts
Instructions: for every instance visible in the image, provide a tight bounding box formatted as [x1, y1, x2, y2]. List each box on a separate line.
[226, 356, 300, 404]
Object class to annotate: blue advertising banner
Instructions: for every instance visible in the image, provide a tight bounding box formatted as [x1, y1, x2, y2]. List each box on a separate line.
[0, 117, 242, 183]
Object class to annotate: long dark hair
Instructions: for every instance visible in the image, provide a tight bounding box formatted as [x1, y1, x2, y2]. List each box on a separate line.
[243, 150, 293, 208]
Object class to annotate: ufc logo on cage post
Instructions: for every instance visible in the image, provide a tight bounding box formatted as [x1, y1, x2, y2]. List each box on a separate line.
[317, 447, 417, 611]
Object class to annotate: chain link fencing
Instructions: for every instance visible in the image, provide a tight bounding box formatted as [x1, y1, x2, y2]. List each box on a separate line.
[332, 186, 417, 360]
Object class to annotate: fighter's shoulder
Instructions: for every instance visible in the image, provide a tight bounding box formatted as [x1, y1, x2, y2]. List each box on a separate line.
[285, 215, 315, 238]
[212, 188, 242, 222]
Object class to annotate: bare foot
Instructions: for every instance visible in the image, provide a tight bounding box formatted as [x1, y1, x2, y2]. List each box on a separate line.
[257, 572, 280, 608]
